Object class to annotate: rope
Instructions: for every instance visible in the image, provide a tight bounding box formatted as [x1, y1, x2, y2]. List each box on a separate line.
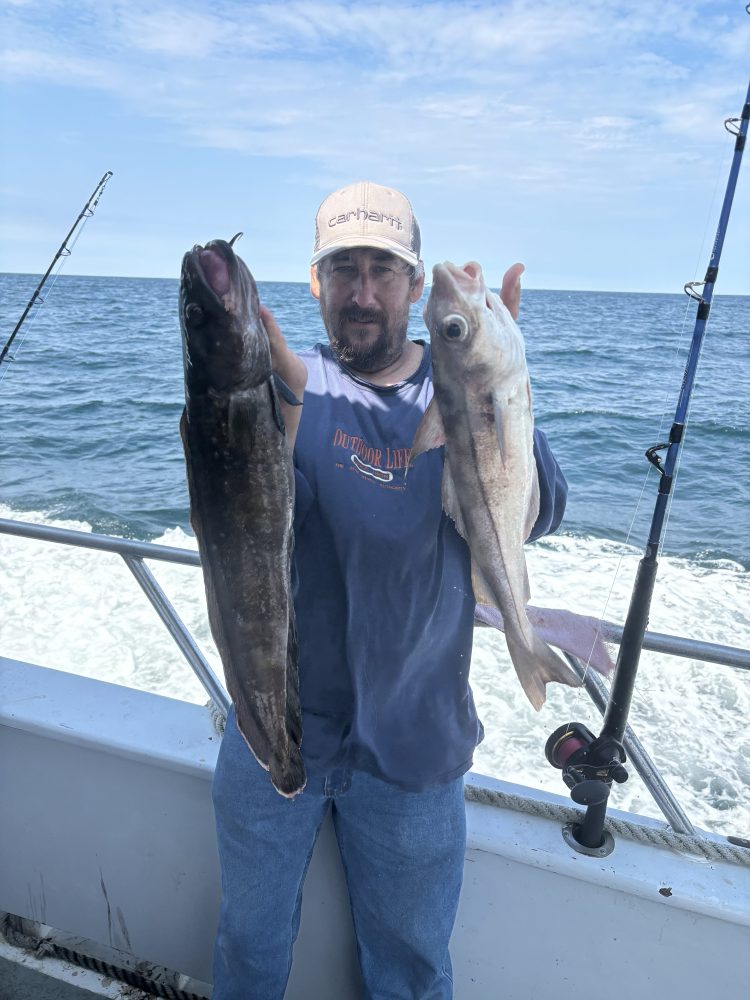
[205, 703, 748, 866]
[206, 699, 226, 736]
[1, 917, 206, 1000]
[464, 783, 750, 867]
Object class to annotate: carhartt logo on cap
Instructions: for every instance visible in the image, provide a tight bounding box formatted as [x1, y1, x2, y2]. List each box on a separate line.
[311, 181, 421, 268]
[327, 207, 404, 232]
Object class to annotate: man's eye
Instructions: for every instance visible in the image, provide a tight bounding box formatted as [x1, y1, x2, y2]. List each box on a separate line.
[333, 265, 356, 274]
[373, 266, 393, 275]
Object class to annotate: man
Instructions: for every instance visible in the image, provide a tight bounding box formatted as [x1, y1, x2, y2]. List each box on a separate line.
[212, 181, 567, 999]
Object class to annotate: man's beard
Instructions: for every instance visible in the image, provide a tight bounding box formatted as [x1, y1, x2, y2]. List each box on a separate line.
[323, 303, 410, 374]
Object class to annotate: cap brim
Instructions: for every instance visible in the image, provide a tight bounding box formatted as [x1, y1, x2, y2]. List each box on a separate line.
[311, 234, 420, 268]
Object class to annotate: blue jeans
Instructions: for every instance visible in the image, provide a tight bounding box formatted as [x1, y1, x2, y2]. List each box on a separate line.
[212, 709, 467, 1000]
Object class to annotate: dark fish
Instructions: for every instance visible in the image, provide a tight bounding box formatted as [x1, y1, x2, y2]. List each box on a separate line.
[179, 238, 305, 796]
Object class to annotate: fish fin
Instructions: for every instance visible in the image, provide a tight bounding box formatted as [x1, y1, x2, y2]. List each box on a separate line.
[474, 602, 505, 630]
[469, 546, 530, 624]
[441, 462, 468, 539]
[234, 537, 306, 799]
[284, 598, 303, 747]
[267, 378, 286, 435]
[180, 408, 205, 541]
[505, 629, 582, 711]
[526, 605, 615, 677]
[270, 603, 306, 798]
[524, 463, 541, 541]
[179, 406, 190, 460]
[273, 372, 303, 407]
[470, 559, 499, 610]
[409, 397, 445, 467]
[522, 561, 531, 606]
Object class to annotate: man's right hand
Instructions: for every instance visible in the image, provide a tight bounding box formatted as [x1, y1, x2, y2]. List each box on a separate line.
[261, 305, 307, 450]
[500, 263, 525, 320]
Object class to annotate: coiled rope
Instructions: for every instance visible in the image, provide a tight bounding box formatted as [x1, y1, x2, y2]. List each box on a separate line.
[464, 783, 750, 867]
[206, 702, 749, 866]
[2, 916, 206, 1000]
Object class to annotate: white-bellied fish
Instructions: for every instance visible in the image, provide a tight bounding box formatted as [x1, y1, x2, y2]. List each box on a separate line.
[180, 237, 305, 796]
[411, 261, 609, 709]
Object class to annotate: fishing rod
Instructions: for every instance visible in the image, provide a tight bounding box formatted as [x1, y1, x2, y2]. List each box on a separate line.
[545, 71, 749, 855]
[0, 170, 113, 369]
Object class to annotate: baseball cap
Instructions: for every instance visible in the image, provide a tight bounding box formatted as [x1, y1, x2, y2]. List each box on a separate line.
[311, 181, 421, 268]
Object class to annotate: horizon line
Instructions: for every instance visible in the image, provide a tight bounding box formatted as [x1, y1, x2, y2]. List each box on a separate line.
[1, 271, 748, 298]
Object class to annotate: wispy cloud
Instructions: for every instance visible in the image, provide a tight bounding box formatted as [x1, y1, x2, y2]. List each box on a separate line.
[1, 0, 747, 286]
[3, 0, 746, 183]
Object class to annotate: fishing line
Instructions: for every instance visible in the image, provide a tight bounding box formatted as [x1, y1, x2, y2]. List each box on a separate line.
[0, 229, 83, 391]
[547, 53, 750, 851]
[655, 123, 739, 560]
[564, 82, 745, 724]
[0, 171, 113, 389]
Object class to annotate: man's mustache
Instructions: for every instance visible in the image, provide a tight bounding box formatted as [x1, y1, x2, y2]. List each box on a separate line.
[339, 307, 387, 326]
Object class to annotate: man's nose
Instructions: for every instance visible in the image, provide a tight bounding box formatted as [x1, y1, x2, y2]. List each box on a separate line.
[352, 271, 378, 308]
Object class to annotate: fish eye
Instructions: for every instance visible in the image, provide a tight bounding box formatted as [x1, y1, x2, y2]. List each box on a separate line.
[185, 303, 204, 323]
[441, 314, 469, 341]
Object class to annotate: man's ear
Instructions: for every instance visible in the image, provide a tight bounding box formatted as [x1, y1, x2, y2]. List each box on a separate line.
[310, 264, 321, 300]
[409, 262, 426, 304]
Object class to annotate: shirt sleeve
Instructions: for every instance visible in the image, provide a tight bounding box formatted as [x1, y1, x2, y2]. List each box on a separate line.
[527, 428, 567, 541]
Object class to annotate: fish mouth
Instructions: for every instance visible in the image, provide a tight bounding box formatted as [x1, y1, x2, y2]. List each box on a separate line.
[433, 260, 485, 296]
[182, 239, 239, 305]
[426, 261, 487, 336]
[198, 245, 231, 296]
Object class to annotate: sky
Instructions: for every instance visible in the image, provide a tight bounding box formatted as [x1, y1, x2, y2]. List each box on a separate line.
[1, 0, 749, 292]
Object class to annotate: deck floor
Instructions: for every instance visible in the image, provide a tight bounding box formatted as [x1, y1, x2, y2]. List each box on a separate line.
[1, 955, 93, 999]
[0, 953, 158, 999]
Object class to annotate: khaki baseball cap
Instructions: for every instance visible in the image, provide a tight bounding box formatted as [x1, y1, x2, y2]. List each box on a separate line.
[311, 181, 421, 267]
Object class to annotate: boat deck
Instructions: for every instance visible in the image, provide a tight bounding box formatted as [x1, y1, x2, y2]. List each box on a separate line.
[0, 950, 144, 999]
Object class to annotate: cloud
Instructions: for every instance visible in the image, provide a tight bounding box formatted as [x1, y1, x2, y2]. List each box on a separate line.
[117, 9, 232, 59]
[0, 47, 112, 85]
[1, 1, 747, 198]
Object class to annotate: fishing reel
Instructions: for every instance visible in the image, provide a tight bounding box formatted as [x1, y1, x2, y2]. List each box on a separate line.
[546, 723, 628, 854]
[546, 723, 628, 802]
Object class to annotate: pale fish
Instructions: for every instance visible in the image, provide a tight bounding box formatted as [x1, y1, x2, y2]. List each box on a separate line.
[411, 261, 612, 709]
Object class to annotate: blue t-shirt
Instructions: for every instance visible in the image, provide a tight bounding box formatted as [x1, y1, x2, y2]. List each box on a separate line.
[292, 341, 566, 790]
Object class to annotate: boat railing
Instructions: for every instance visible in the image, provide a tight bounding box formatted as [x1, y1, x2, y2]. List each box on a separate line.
[0, 516, 230, 719]
[2, 515, 748, 838]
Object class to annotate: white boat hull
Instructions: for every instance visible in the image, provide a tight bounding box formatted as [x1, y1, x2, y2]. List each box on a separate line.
[2, 657, 747, 998]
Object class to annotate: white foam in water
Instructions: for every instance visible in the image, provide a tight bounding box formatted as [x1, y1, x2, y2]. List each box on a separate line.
[1, 503, 748, 839]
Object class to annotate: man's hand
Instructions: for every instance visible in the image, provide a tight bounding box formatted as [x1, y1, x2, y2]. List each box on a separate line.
[261, 305, 307, 450]
[500, 262, 525, 320]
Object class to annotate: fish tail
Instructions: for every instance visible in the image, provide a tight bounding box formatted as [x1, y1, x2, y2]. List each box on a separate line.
[270, 749, 307, 799]
[235, 705, 306, 798]
[506, 630, 582, 711]
[271, 618, 306, 797]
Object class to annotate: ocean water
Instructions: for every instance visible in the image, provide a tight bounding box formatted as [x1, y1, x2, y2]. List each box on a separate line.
[0, 272, 748, 838]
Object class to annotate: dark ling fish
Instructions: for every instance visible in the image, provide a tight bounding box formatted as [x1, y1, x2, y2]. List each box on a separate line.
[179, 237, 305, 797]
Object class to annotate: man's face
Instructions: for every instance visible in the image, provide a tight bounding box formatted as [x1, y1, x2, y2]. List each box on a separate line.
[312, 248, 424, 373]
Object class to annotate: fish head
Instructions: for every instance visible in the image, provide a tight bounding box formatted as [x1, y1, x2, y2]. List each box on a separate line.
[180, 238, 269, 393]
[424, 261, 526, 384]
